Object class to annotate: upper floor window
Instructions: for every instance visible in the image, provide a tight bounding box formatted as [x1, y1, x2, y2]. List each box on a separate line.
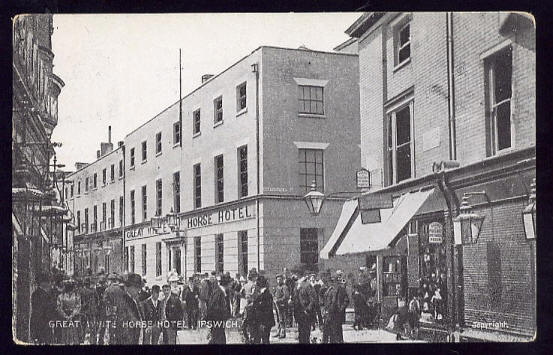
[193, 109, 201, 135]
[237, 82, 247, 111]
[173, 171, 181, 213]
[110, 164, 115, 182]
[70, 184, 74, 197]
[156, 179, 163, 216]
[156, 132, 162, 155]
[142, 185, 147, 221]
[193, 163, 202, 209]
[130, 190, 136, 225]
[214, 155, 224, 203]
[238, 145, 248, 198]
[214, 96, 223, 125]
[78, 181, 81, 194]
[173, 121, 181, 145]
[299, 86, 324, 115]
[141, 141, 147, 162]
[130, 148, 135, 168]
[486, 45, 513, 156]
[386, 101, 414, 185]
[299, 148, 324, 193]
[102, 168, 107, 185]
[85, 177, 89, 192]
[394, 17, 411, 67]
[93, 173, 97, 189]
[119, 160, 124, 177]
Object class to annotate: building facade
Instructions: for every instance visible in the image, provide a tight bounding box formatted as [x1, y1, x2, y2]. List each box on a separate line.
[12, 14, 65, 342]
[69, 46, 360, 285]
[322, 12, 535, 338]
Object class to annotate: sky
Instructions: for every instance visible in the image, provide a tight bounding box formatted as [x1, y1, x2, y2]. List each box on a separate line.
[50, 13, 361, 170]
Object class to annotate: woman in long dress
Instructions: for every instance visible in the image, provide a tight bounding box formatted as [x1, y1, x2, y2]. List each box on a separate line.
[57, 280, 82, 344]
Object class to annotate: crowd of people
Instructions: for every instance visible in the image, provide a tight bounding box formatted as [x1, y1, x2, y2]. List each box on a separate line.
[30, 264, 414, 345]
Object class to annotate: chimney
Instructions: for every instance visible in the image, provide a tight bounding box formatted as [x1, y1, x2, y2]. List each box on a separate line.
[97, 150, 101, 158]
[118, 141, 124, 148]
[108, 126, 112, 144]
[99, 126, 114, 157]
[201, 74, 214, 83]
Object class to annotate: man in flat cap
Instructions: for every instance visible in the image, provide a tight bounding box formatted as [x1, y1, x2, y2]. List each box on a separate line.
[181, 277, 200, 329]
[161, 282, 183, 344]
[30, 272, 57, 344]
[206, 273, 232, 344]
[293, 271, 317, 344]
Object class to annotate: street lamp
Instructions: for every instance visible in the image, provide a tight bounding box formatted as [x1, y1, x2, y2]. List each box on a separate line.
[304, 180, 325, 216]
[166, 207, 180, 231]
[453, 194, 485, 245]
[523, 178, 536, 240]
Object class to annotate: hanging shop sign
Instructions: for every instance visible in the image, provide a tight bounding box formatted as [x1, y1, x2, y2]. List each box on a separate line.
[185, 202, 255, 230]
[428, 222, 444, 244]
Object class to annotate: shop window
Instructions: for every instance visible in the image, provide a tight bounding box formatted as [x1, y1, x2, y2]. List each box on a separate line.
[383, 256, 406, 297]
[156, 242, 162, 276]
[194, 237, 202, 273]
[298, 85, 324, 115]
[299, 149, 324, 193]
[486, 45, 513, 156]
[386, 102, 414, 185]
[215, 234, 224, 273]
[105, 254, 110, 273]
[300, 228, 318, 272]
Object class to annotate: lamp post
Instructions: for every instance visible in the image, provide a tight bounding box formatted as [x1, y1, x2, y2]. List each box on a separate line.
[523, 178, 536, 240]
[453, 194, 486, 245]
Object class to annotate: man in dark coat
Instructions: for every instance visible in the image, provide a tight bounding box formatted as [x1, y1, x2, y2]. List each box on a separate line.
[293, 272, 317, 344]
[30, 273, 56, 344]
[161, 283, 183, 344]
[273, 274, 290, 338]
[181, 277, 200, 329]
[141, 285, 162, 344]
[335, 274, 350, 342]
[252, 276, 275, 344]
[206, 274, 232, 344]
[80, 277, 99, 344]
[110, 273, 144, 344]
[95, 275, 108, 345]
[198, 273, 211, 321]
[321, 273, 349, 343]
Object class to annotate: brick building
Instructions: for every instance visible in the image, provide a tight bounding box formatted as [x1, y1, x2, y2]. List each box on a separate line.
[68, 46, 361, 285]
[12, 14, 66, 342]
[322, 12, 535, 338]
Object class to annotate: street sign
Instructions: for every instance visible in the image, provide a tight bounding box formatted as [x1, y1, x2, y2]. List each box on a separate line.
[428, 222, 444, 243]
[356, 168, 371, 189]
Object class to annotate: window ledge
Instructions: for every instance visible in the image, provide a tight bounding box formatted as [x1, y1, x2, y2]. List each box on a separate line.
[129, 166, 135, 171]
[393, 58, 411, 73]
[173, 142, 181, 148]
[156, 151, 162, 157]
[193, 132, 201, 139]
[236, 107, 248, 117]
[299, 113, 326, 119]
[141, 159, 147, 165]
[213, 121, 224, 128]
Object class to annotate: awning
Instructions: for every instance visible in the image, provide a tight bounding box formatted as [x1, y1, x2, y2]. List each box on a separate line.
[319, 199, 358, 259]
[322, 187, 438, 258]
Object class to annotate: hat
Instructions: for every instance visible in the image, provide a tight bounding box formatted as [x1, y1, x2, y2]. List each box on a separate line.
[247, 268, 258, 279]
[167, 271, 180, 282]
[239, 276, 246, 282]
[107, 273, 120, 281]
[256, 275, 268, 288]
[219, 274, 232, 286]
[125, 273, 144, 288]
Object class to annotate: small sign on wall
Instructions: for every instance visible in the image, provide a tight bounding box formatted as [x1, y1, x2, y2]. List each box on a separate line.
[423, 127, 441, 151]
[356, 168, 371, 189]
[428, 221, 444, 244]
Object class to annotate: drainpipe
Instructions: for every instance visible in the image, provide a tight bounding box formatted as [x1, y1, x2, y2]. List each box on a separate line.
[252, 62, 261, 271]
[446, 12, 457, 161]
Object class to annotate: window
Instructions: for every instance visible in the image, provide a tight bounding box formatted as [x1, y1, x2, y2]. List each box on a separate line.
[102, 202, 107, 230]
[194, 237, 201, 273]
[70, 184, 74, 197]
[300, 228, 319, 271]
[173, 172, 180, 213]
[386, 102, 414, 185]
[141, 141, 147, 162]
[238, 146, 248, 198]
[130, 190, 136, 225]
[299, 149, 324, 193]
[214, 96, 223, 124]
[486, 46, 513, 156]
[155, 179, 162, 216]
[193, 109, 201, 135]
[85, 177, 89, 192]
[119, 196, 123, 226]
[119, 160, 123, 177]
[193, 163, 202, 209]
[77, 181, 81, 195]
[130, 148, 135, 168]
[156, 132, 162, 154]
[102, 168, 106, 185]
[76, 211, 81, 232]
[156, 242, 162, 276]
[214, 155, 224, 203]
[104, 254, 110, 273]
[237, 82, 247, 111]
[215, 234, 224, 272]
[125, 247, 129, 271]
[130, 245, 135, 273]
[174, 247, 182, 275]
[239, 231, 248, 276]
[142, 185, 147, 221]
[110, 199, 115, 229]
[93, 205, 98, 232]
[93, 173, 97, 188]
[142, 244, 147, 276]
[173, 121, 181, 145]
[298, 85, 324, 115]
[110, 164, 115, 182]
[394, 19, 411, 66]
[84, 208, 89, 233]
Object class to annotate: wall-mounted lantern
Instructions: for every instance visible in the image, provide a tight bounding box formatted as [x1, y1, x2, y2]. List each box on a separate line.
[523, 178, 536, 240]
[304, 181, 325, 216]
[453, 194, 486, 245]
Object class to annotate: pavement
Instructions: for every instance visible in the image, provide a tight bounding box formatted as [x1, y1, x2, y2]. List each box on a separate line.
[177, 323, 426, 344]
